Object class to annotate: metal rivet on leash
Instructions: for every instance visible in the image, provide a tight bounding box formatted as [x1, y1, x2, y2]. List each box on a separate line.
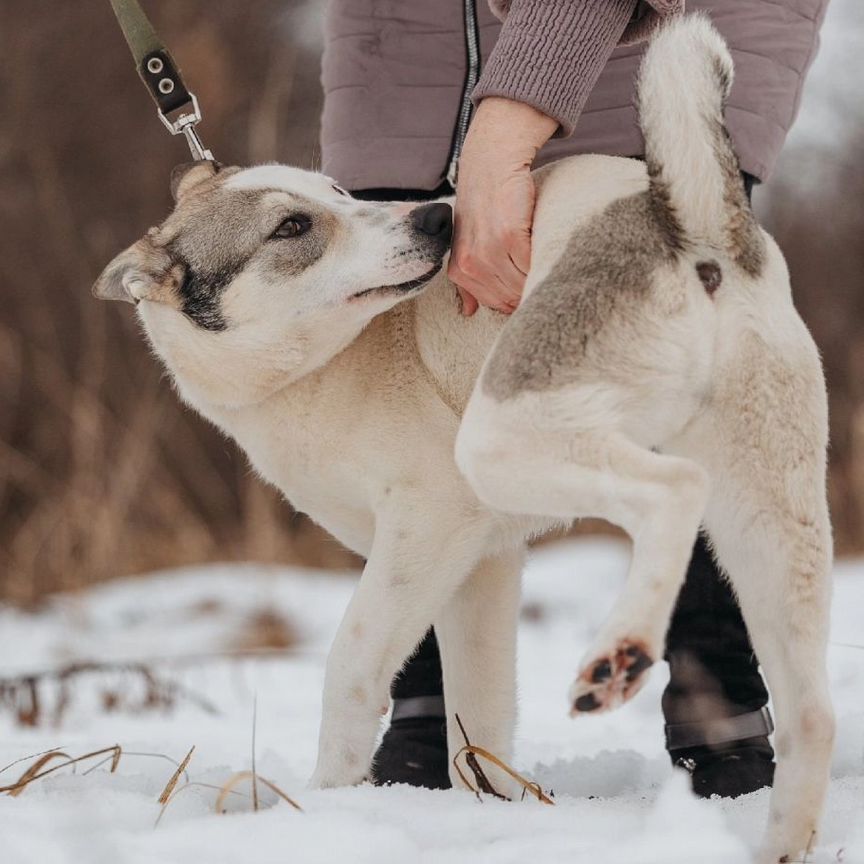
[108, 0, 215, 162]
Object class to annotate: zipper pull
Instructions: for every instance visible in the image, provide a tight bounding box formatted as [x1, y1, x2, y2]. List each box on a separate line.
[446, 156, 459, 189]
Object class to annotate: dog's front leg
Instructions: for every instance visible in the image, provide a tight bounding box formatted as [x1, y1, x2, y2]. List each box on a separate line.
[436, 548, 523, 795]
[309, 508, 485, 789]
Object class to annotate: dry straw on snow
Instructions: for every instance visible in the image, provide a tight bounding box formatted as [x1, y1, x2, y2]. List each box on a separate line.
[0, 716, 551, 822]
[0, 742, 303, 824]
[452, 714, 554, 805]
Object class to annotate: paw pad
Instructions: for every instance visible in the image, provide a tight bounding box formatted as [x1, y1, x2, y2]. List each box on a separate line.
[570, 640, 654, 715]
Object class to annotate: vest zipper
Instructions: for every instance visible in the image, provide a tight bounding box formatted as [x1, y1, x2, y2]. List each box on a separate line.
[446, 0, 481, 188]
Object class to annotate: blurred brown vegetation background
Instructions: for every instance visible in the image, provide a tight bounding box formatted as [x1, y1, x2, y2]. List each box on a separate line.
[0, 2, 862, 605]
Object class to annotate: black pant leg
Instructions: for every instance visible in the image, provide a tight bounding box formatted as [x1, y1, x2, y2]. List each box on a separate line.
[391, 628, 444, 700]
[663, 533, 769, 728]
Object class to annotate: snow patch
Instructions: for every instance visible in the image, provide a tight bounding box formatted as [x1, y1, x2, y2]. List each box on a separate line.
[0, 538, 862, 863]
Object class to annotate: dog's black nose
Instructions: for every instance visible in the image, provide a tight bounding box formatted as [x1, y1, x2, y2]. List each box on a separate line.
[410, 202, 453, 241]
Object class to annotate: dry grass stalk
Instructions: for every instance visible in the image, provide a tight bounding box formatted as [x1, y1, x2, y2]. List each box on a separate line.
[5, 751, 74, 796]
[213, 771, 303, 814]
[0, 746, 68, 777]
[251, 697, 259, 811]
[1, 744, 200, 801]
[158, 745, 195, 805]
[1, 745, 122, 797]
[156, 773, 302, 826]
[452, 714, 554, 806]
[154, 710, 302, 826]
[81, 749, 190, 779]
[207, 701, 301, 815]
[154, 781, 249, 827]
[453, 714, 507, 802]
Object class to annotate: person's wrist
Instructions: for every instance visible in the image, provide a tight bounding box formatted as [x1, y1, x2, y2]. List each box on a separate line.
[463, 97, 557, 168]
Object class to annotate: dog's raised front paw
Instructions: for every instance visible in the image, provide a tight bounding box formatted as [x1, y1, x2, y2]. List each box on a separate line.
[568, 639, 654, 715]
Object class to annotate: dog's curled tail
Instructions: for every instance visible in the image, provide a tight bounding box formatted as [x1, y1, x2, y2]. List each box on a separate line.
[637, 14, 763, 272]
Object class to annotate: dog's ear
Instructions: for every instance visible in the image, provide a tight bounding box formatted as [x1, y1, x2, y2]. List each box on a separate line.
[170, 160, 222, 202]
[92, 238, 184, 305]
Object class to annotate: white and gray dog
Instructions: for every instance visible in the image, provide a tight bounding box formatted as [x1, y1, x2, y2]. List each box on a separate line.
[94, 17, 833, 863]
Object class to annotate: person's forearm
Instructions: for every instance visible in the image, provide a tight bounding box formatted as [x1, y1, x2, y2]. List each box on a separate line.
[472, 0, 637, 137]
[463, 97, 558, 171]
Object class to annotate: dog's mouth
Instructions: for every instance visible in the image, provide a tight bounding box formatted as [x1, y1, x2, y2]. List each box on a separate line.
[350, 263, 442, 301]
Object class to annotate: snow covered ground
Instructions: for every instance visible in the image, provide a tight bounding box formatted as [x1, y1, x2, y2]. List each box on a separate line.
[1, 537, 862, 864]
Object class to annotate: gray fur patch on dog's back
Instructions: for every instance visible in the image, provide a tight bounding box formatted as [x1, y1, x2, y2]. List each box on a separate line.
[483, 191, 678, 402]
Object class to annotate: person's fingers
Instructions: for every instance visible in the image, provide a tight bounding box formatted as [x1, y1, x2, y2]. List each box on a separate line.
[450, 262, 516, 316]
[449, 255, 491, 301]
[471, 255, 524, 308]
[456, 284, 479, 317]
[451, 267, 514, 311]
[449, 266, 496, 314]
[449, 243, 525, 308]
[447, 252, 486, 295]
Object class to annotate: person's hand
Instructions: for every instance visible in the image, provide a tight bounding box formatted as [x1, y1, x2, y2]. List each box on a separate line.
[448, 97, 557, 316]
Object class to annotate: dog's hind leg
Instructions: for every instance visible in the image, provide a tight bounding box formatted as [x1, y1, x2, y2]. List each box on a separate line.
[309, 505, 489, 790]
[456, 406, 709, 715]
[674, 330, 834, 864]
[706, 502, 832, 864]
[435, 548, 523, 794]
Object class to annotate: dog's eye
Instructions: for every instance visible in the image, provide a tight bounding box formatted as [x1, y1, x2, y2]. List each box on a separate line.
[271, 215, 312, 239]
[332, 184, 349, 197]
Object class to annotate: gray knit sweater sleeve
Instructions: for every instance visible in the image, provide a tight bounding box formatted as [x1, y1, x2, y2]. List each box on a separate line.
[472, 0, 671, 137]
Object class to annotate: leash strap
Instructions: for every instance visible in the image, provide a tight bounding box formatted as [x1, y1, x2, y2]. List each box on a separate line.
[108, 0, 214, 161]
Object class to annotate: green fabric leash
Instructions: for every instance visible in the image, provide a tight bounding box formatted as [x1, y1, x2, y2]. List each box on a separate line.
[108, 0, 214, 160]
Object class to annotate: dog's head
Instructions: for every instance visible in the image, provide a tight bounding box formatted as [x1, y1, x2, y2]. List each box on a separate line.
[93, 162, 452, 408]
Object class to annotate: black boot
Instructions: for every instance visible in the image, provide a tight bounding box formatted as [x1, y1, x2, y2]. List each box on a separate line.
[675, 737, 775, 799]
[371, 628, 451, 789]
[664, 534, 775, 798]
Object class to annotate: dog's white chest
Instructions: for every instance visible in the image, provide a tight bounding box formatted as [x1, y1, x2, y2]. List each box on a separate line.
[217, 405, 377, 557]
